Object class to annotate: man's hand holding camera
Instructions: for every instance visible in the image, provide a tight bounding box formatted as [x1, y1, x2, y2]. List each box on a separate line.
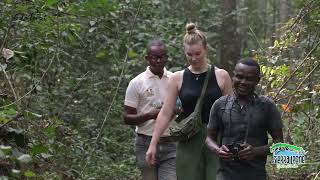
[215, 145, 233, 160]
[238, 143, 256, 160]
[216, 143, 257, 161]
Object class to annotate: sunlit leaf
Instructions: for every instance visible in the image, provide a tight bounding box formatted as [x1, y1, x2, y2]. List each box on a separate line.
[0, 108, 17, 116]
[24, 170, 36, 177]
[58, 6, 63, 12]
[273, 40, 280, 48]
[45, 0, 57, 7]
[7, 127, 23, 134]
[0, 117, 10, 124]
[31, 144, 49, 155]
[0, 150, 5, 159]
[96, 51, 106, 59]
[128, 49, 138, 58]
[0, 176, 9, 180]
[2, 48, 14, 60]
[17, 154, 32, 163]
[40, 153, 53, 159]
[11, 169, 21, 174]
[0, 145, 12, 154]
[89, 27, 96, 33]
[24, 110, 42, 119]
[89, 20, 96, 26]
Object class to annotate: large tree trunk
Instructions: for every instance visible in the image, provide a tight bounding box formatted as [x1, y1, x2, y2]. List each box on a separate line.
[279, 0, 291, 23]
[219, 0, 241, 74]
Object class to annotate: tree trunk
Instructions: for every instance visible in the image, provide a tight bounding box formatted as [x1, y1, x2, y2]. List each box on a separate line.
[271, 0, 278, 44]
[219, 0, 241, 74]
[279, 0, 291, 23]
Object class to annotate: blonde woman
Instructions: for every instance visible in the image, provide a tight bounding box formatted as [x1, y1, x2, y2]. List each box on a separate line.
[146, 23, 232, 180]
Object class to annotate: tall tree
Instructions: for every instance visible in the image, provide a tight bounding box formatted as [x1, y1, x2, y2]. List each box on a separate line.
[279, 0, 292, 23]
[219, 0, 241, 73]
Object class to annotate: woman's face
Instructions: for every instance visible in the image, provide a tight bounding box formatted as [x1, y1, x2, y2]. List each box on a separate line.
[183, 41, 207, 67]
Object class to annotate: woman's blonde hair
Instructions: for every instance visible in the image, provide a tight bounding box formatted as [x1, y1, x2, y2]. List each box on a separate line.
[183, 22, 207, 47]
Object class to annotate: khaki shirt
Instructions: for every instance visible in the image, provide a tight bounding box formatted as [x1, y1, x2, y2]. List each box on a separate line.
[125, 67, 173, 136]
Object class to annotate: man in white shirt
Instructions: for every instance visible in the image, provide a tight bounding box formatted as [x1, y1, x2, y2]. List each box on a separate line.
[123, 40, 177, 180]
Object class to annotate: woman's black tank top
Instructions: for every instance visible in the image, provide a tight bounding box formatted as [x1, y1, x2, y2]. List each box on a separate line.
[179, 66, 223, 124]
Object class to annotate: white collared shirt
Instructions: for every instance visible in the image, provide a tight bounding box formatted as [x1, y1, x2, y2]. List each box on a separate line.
[125, 67, 173, 136]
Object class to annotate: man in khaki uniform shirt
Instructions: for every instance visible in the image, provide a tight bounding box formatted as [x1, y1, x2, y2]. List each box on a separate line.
[123, 40, 177, 180]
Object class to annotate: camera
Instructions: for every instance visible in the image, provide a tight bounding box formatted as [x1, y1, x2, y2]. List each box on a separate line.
[226, 142, 243, 160]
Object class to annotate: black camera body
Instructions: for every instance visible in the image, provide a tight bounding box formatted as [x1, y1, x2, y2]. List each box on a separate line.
[226, 142, 243, 160]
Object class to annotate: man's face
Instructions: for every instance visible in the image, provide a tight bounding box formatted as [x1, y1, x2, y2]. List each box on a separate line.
[145, 45, 167, 75]
[233, 63, 260, 97]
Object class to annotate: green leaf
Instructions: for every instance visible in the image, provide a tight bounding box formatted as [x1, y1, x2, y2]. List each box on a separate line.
[31, 144, 49, 155]
[44, 126, 56, 138]
[0, 150, 5, 159]
[45, 0, 57, 7]
[95, 51, 106, 59]
[17, 154, 32, 164]
[40, 153, 53, 159]
[12, 168, 21, 174]
[128, 49, 138, 58]
[0, 117, 10, 124]
[24, 110, 42, 119]
[0, 108, 17, 116]
[273, 40, 280, 48]
[89, 27, 96, 33]
[15, 4, 30, 13]
[0, 145, 12, 155]
[0, 176, 9, 180]
[2, 48, 14, 60]
[24, 170, 36, 178]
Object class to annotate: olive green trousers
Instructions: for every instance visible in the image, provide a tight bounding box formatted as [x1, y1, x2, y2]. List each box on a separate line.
[176, 126, 217, 180]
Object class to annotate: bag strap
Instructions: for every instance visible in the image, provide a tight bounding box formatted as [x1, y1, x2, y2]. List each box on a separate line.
[243, 95, 258, 144]
[194, 65, 212, 113]
[218, 95, 230, 146]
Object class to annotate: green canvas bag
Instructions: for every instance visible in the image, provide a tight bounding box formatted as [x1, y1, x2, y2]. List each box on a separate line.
[169, 65, 212, 142]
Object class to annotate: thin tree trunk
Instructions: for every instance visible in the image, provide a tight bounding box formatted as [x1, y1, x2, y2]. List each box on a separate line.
[219, 0, 241, 74]
[279, 0, 291, 23]
[271, 0, 278, 44]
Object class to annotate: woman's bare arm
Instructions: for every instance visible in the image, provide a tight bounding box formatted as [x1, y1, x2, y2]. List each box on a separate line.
[149, 71, 182, 146]
[216, 69, 233, 95]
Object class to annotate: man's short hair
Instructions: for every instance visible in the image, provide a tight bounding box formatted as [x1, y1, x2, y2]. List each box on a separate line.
[147, 39, 166, 54]
[238, 58, 260, 76]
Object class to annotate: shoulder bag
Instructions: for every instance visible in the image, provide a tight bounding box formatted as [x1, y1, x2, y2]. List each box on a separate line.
[169, 65, 212, 142]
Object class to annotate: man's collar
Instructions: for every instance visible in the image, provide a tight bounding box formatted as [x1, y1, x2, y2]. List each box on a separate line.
[232, 91, 258, 104]
[145, 66, 168, 78]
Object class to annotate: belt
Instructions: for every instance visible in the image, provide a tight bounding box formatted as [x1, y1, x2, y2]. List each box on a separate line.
[137, 134, 177, 143]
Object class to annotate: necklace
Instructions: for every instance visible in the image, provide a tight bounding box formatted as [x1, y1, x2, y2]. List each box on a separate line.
[194, 74, 200, 80]
[190, 64, 209, 81]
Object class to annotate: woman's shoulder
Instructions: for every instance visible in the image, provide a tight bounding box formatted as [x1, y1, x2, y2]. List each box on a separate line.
[214, 66, 227, 74]
[212, 66, 233, 95]
[213, 66, 230, 79]
[171, 69, 184, 79]
[168, 70, 185, 89]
